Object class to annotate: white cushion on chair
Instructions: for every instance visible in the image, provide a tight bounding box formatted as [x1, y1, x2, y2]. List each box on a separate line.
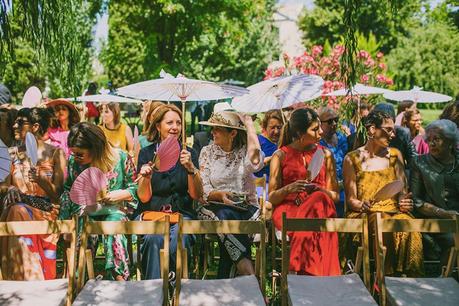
[0, 279, 68, 306]
[287, 273, 376, 306]
[179, 275, 265, 306]
[385, 277, 459, 306]
[72, 279, 164, 306]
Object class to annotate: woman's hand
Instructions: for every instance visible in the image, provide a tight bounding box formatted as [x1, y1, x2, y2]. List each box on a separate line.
[358, 200, 371, 213]
[28, 166, 46, 185]
[102, 190, 129, 204]
[221, 192, 236, 205]
[180, 149, 194, 173]
[283, 180, 310, 194]
[398, 193, 414, 213]
[3, 186, 22, 206]
[139, 162, 154, 178]
[237, 113, 254, 127]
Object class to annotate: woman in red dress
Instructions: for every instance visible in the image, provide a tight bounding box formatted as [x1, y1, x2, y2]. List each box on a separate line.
[269, 108, 341, 275]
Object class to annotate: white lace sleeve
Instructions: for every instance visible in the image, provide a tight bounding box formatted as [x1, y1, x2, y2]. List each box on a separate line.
[199, 145, 213, 202]
[244, 148, 265, 173]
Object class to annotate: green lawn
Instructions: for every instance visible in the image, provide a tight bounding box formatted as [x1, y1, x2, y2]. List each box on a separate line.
[419, 109, 442, 127]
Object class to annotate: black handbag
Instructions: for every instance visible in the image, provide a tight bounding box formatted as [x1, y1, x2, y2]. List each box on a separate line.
[20, 194, 53, 212]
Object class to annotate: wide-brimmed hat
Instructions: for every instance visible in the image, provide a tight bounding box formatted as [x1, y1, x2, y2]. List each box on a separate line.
[45, 98, 81, 121]
[199, 102, 246, 130]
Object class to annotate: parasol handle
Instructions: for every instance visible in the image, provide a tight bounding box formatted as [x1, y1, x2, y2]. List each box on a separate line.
[181, 98, 186, 148]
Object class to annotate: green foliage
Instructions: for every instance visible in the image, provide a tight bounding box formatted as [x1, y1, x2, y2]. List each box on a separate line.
[386, 21, 459, 100]
[299, 0, 425, 53]
[101, 0, 280, 87]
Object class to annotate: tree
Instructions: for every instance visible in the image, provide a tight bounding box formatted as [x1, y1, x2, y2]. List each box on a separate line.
[386, 22, 459, 99]
[101, 0, 280, 87]
[298, 0, 425, 53]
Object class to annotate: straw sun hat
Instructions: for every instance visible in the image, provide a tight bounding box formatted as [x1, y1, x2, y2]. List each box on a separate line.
[199, 102, 246, 130]
[45, 98, 81, 121]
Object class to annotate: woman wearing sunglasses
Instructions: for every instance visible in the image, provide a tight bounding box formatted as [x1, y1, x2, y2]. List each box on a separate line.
[0, 107, 66, 280]
[44, 99, 81, 158]
[58, 122, 138, 281]
[343, 110, 423, 277]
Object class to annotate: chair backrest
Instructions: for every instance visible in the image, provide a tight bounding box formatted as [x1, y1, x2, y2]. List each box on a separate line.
[281, 212, 371, 306]
[0, 216, 78, 305]
[175, 216, 266, 306]
[374, 213, 459, 306]
[76, 216, 171, 304]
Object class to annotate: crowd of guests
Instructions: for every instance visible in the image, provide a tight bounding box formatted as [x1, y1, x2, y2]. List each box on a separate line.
[0, 81, 458, 283]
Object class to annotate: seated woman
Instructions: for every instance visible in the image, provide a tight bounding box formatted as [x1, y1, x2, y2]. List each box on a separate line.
[138, 101, 164, 149]
[45, 99, 81, 158]
[0, 107, 66, 280]
[402, 109, 429, 155]
[59, 122, 138, 281]
[343, 110, 424, 277]
[269, 108, 340, 276]
[411, 119, 459, 265]
[99, 102, 134, 154]
[198, 105, 263, 278]
[136, 104, 203, 280]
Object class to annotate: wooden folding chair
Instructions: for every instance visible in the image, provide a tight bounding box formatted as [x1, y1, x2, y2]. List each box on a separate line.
[174, 216, 266, 306]
[375, 213, 459, 306]
[73, 216, 171, 306]
[281, 213, 376, 306]
[0, 217, 78, 306]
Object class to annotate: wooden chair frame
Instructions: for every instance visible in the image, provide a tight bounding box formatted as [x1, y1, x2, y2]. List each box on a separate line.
[76, 216, 171, 306]
[174, 216, 266, 306]
[0, 216, 78, 306]
[281, 213, 371, 306]
[375, 213, 459, 306]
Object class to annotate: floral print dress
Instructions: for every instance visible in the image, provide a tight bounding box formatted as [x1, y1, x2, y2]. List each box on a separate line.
[59, 149, 138, 280]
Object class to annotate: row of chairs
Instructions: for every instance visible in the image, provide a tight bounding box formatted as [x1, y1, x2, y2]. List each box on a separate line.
[0, 213, 458, 305]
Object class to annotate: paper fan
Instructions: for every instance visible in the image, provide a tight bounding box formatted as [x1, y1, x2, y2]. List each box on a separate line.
[133, 126, 139, 151]
[25, 132, 38, 166]
[22, 86, 42, 107]
[307, 147, 325, 181]
[374, 180, 404, 202]
[69, 167, 108, 206]
[0, 139, 11, 182]
[155, 136, 180, 172]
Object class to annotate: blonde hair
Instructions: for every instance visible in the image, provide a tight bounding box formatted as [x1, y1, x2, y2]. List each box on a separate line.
[147, 104, 182, 143]
[143, 101, 165, 136]
[68, 122, 118, 173]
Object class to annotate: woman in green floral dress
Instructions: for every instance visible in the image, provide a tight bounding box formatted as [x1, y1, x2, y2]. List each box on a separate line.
[59, 122, 138, 280]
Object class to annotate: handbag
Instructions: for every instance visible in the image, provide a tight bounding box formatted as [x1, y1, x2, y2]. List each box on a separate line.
[21, 194, 53, 212]
[141, 211, 181, 224]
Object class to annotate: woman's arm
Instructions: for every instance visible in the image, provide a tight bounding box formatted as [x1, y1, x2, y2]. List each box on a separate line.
[33, 148, 66, 203]
[317, 149, 339, 203]
[136, 148, 153, 203]
[343, 154, 368, 212]
[240, 114, 261, 166]
[180, 149, 203, 201]
[125, 124, 134, 153]
[394, 149, 413, 213]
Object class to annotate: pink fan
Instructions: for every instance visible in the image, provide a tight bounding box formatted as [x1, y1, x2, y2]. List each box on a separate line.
[307, 147, 325, 181]
[22, 86, 42, 107]
[69, 167, 108, 206]
[155, 136, 180, 172]
[373, 180, 404, 202]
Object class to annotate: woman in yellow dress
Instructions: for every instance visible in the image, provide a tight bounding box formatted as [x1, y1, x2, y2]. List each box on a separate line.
[99, 102, 134, 153]
[343, 110, 424, 277]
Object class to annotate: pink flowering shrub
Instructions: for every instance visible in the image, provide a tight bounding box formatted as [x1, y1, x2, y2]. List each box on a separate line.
[264, 44, 393, 109]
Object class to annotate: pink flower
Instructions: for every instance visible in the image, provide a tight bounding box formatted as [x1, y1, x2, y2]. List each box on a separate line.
[303, 55, 314, 63]
[385, 77, 394, 86]
[358, 50, 370, 59]
[273, 67, 285, 77]
[360, 74, 369, 83]
[376, 74, 386, 83]
[378, 63, 386, 70]
[264, 69, 273, 80]
[364, 58, 375, 67]
[376, 52, 384, 58]
[332, 45, 345, 56]
[312, 45, 323, 57]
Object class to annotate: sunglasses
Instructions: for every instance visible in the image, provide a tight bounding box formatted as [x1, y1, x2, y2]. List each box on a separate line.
[321, 118, 338, 125]
[71, 151, 89, 160]
[379, 126, 395, 136]
[14, 118, 30, 126]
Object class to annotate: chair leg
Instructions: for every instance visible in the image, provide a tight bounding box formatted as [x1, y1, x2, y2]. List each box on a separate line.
[136, 238, 142, 281]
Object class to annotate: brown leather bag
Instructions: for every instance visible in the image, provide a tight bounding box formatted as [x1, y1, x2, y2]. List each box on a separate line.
[140, 211, 180, 224]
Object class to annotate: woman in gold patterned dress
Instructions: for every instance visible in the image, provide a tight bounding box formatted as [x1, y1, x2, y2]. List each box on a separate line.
[343, 110, 423, 277]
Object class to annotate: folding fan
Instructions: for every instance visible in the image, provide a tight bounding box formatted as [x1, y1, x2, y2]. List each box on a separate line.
[69, 167, 108, 206]
[307, 147, 325, 181]
[373, 180, 404, 202]
[0, 139, 11, 182]
[25, 132, 38, 166]
[154, 135, 180, 172]
[133, 126, 140, 164]
[22, 86, 42, 107]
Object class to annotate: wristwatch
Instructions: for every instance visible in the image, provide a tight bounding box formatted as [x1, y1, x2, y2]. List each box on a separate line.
[187, 167, 198, 176]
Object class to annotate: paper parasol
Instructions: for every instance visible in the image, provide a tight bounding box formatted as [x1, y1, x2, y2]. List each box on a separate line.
[0, 139, 11, 182]
[373, 180, 404, 202]
[25, 132, 38, 166]
[155, 136, 180, 172]
[69, 167, 108, 206]
[307, 147, 325, 181]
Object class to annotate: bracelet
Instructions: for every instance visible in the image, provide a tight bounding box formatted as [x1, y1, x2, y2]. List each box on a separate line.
[187, 168, 198, 176]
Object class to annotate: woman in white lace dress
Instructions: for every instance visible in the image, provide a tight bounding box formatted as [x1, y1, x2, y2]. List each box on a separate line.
[198, 104, 264, 277]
